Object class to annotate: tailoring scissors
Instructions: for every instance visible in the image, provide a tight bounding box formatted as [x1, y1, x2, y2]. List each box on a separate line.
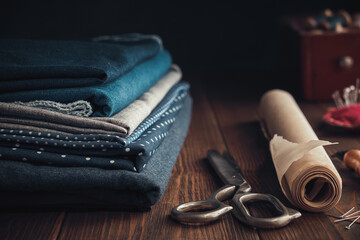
[171, 150, 301, 228]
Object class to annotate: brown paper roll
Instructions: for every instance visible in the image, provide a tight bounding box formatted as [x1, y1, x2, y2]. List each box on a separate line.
[259, 89, 342, 212]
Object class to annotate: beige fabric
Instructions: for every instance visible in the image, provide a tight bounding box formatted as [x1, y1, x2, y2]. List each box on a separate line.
[259, 89, 342, 212]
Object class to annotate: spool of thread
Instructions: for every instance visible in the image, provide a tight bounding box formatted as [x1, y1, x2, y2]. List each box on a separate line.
[320, 10, 352, 31]
[343, 149, 360, 175]
[305, 9, 333, 30]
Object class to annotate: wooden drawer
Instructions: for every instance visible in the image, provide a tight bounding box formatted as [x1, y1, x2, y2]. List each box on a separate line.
[303, 33, 360, 100]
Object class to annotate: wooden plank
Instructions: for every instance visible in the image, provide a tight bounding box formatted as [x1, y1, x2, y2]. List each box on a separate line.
[6, 81, 360, 239]
[300, 102, 360, 239]
[0, 211, 65, 240]
[209, 95, 353, 239]
[56, 80, 260, 240]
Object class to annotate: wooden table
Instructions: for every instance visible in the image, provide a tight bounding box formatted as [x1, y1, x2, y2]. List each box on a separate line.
[1, 75, 360, 240]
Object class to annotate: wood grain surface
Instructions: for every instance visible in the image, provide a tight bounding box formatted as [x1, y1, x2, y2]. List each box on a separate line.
[1, 77, 360, 239]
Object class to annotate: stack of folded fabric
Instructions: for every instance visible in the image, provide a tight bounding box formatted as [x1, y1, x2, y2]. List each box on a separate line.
[0, 34, 192, 210]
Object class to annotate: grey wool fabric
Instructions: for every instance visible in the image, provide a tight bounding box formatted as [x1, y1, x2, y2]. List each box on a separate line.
[13, 100, 93, 117]
[0, 65, 182, 137]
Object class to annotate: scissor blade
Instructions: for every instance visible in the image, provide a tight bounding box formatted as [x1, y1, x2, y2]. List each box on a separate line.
[208, 150, 251, 192]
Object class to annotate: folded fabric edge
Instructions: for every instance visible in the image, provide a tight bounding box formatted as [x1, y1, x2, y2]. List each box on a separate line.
[0, 95, 193, 209]
[12, 100, 93, 117]
[0, 101, 129, 135]
[0, 88, 189, 172]
[0, 83, 189, 143]
[92, 49, 172, 117]
[122, 83, 190, 144]
[95, 64, 183, 136]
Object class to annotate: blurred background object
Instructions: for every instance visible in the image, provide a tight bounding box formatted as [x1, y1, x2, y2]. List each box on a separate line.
[280, 8, 360, 101]
[1, 0, 359, 99]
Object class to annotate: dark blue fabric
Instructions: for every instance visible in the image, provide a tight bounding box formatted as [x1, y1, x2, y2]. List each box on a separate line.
[0, 50, 172, 117]
[0, 95, 192, 210]
[0, 34, 162, 93]
[0, 85, 189, 172]
[121, 82, 189, 145]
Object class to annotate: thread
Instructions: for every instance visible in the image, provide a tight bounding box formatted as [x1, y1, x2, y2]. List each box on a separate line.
[343, 149, 360, 175]
[305, 9, 333, 29]
[320, 10, 352, 31]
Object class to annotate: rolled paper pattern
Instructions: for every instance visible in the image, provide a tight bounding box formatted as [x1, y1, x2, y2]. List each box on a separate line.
[259, 89, 342, 212]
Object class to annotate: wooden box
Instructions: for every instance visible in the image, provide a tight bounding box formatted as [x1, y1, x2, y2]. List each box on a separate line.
[281, 17, 360, 101]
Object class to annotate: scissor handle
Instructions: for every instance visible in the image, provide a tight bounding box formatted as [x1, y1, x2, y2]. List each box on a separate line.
[231, 192, 302, 229]
[171, 185, 236, 225]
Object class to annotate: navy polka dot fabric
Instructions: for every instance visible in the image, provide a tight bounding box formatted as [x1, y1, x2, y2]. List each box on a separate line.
[0, 83, 189, 172]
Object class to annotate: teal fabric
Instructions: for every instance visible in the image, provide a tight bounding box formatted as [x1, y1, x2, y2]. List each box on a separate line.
[0, 50, 172, 117]
[0, 34, 162, 92]
[0, 95, 192, 210]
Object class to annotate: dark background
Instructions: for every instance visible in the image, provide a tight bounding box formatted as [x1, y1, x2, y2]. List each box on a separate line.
[0, 0, 359, 91]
